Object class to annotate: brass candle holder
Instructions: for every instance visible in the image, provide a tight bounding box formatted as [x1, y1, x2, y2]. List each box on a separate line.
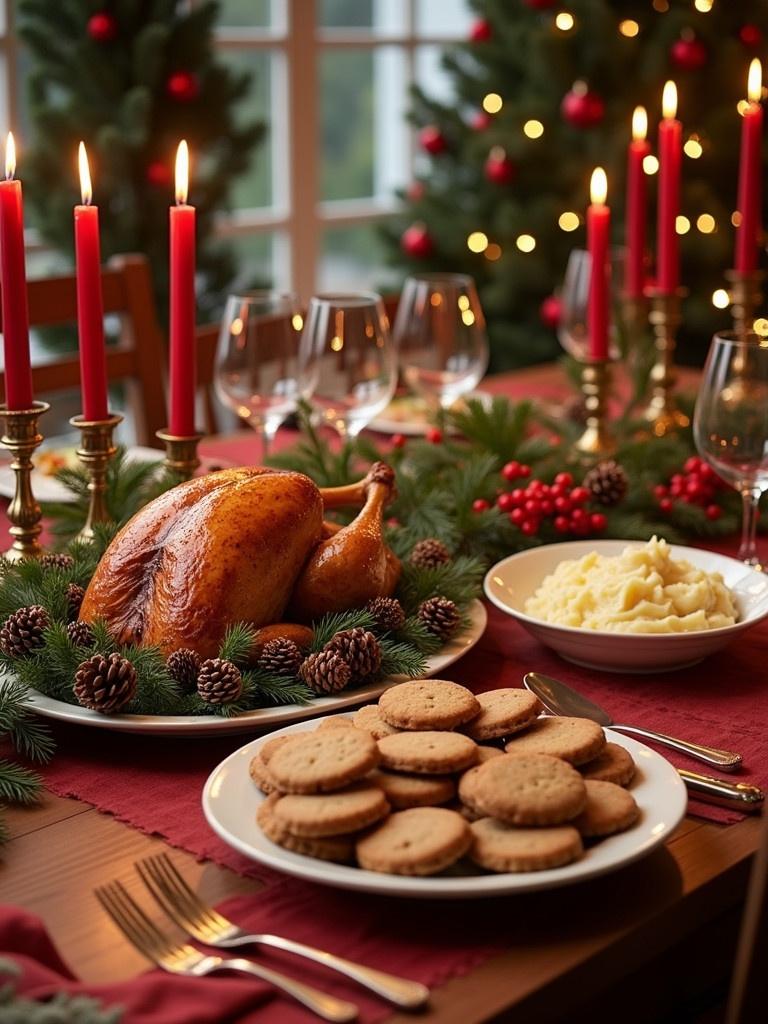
[725, 268, 764, 339]
[642, 287, 689, 436]
[0, 401, 49, 561]
[574, 359, 616, 456]
[69, 413, 123, 541]
[156, 429, 202, 481]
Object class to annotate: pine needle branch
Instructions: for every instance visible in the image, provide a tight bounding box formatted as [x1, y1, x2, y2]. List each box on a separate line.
[0, 760, 43, 805]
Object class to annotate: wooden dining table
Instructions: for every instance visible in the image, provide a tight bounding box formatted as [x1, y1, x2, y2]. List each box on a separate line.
[0, 363, 763, 1023]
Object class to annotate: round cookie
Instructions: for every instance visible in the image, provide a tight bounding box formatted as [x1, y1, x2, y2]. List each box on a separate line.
[249, 754, 279, 795]
[504, 716, 605, 766]
[353, 704, 401, 740]
[257, 795, 355, 863]
[378, 680, 481, 731]
[268, 729, 379, 794]
[475, 745, 504, 764]
[464, 688, 541, 740]
[469, 819, 583, 873]
[315, 716, 355, 732]
[573, 780, 640, 838]
[272, 781, 389, 837]
[260, 733, 305, 765]
[378, 731, 478, 775]
[579, 742, 636, 787]
[460, 752, 587, 826]
[356, 807, 472, 876]
[370, 769, 455, 810]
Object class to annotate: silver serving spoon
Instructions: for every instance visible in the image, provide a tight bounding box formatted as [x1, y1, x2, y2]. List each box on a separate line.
[524, 671, 743, 772]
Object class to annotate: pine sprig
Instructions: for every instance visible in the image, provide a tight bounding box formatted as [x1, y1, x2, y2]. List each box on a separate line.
[0, 678, 54, 764]
[248, 669, 314, 707]
[0, 760, 43, 805]
[397, 556, 485, 614]
[393, 615, 443, 655]
[218, 622, 257, 666]
[311, 609, 378, 650]
[379, 638, 428, 679]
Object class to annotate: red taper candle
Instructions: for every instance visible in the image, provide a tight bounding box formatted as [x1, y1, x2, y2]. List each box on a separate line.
[0, 133, 33, 410]
[624, 106, 651, 298]
[169, 140, 196, 436]
[657, 81, 682, 294]
[74, 143, 109, 421]
[587, 166, 610, 361]
[735, 59, 763, 274]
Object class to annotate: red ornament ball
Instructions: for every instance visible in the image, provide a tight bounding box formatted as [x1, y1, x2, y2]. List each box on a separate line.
[670, 34, 708, 72]
[471, 110, 492, 132]
[391, 433, 406, 449]
[425, 427, 443, 444]
[419, 125, 447, 155]
[87, 11, 117, 42]
[469, 18, 492, 42]
[167, 70, 200, 103]
[561, 84, 605, 128]
[539, 294, 562, 329]
[739, 24, 763, 49]
[146, 160, 171, 187]
[523, 0, 556, 7]
[406, 180, 425, 201]
[484, 148, 516, 185]
[401, 222, 434, 259]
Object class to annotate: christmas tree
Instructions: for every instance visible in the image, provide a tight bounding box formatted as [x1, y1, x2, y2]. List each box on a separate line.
[18, 0, 264, 323]
[385, 0, 768, 370]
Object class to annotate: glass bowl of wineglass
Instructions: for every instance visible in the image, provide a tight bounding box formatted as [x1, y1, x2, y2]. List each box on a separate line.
[215, 291, 303, 459]
[297, 292, 397, 439]
[558, 248, 625, 361]
[693, 330, 768, 569]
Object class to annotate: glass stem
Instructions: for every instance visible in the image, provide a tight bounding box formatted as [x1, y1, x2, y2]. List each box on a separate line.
[261, 423, 277, 464]
[738, 486, 763, 568]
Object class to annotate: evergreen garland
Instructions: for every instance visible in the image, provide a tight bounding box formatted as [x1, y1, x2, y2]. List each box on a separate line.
[0, 958, 121, 1022]
[0, 679, 54, 844]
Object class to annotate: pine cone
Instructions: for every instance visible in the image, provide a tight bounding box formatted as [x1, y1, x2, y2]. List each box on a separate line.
[74, 652, 137, 714]
[562, 395, 588, 425]
[0, 605, 49, 658]
[258, 638, 304, 676]
[583, 459, 628, 507]
[197, 658, 243, 704]
[40, 553, 74, 571]
[66, 583, 85, 621]
[298, 650, 351, 695]
[66, 620, 95, 649]
[365, 596, 405, 632]
[409, 538, 451, 569]
[325, 627, 382, 681]
[418, 596, 460, 640]
[167, 648, 202, 692]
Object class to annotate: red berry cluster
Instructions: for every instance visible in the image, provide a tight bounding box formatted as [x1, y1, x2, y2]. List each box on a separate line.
[654, 456, 723, 521]
[495, 466, 606, 537]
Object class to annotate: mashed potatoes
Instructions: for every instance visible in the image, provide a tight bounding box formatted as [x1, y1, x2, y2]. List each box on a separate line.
[524, 537, 737, 633]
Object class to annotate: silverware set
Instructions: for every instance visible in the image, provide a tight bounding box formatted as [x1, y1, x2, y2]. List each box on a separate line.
[96, 852, 429, 1021]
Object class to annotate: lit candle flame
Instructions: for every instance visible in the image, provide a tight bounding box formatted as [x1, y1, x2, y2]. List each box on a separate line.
[590, 166, 607, 205]
[78, 141, 92, 205]
[632, 106, 647, 142]
[748, 58, 762, 104]
[5, 132, 15, 181]
[175, 140, 189, 205]
[662, 80, 677, 120]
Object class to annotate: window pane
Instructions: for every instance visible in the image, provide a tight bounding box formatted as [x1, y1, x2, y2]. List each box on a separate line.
[320, 47, 408, 201]
[228, 231, 278, 290]
[416, 0, 472, 36]
[217, 0, 272, 28]
[226, 49, 273, 210]
[319, 222, 400, 292]
[319, 0, 374, 28]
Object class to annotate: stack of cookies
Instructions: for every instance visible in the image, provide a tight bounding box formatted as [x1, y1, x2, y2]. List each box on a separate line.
[250, 679, 640, 877]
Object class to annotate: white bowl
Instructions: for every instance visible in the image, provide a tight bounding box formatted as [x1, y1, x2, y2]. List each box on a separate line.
[484, 540, 768, 673]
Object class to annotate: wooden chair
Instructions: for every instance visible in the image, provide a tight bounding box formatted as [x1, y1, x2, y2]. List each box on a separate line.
[0, 253, 167, 445]
[725, 812, 768, 1023]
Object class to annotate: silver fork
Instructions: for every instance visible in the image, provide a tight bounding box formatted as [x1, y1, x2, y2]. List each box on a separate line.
[136, 853, 429, 1009]
[95, 880, 358, 1023]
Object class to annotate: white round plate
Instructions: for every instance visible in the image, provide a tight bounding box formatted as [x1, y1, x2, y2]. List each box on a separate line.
[369, 390, 491, 436]
[11, 600, 486, 736]
[484, 540, 768, 673]
[202, 720, 687, 899]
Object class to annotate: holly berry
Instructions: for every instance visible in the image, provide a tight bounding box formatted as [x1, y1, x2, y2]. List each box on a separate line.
[561, 83, 605, 128]
[401, 222, 433, 258]
[554, 516, 570, 533]
[484, 148, 516, 185]
[684, 456, 702, 474]
[570, 507, 587, 523]
[739, 24, 763, 49]
[520, 520, 539, 536]
[509, 508, 526, 525]
[539, 294, 562, 329]
[554, 472, 573, 488]
[653, 484, 668, 500]
[509, 488, 526, 505]
[518, 464, 531, 478]
[670, 33, 708, 72]
[706, 504, 722, 521]
[497, 492, 516, 512]
[419, 125, 447, 155]
[570, 486, 590, 505]
[540, 499, 554, 516]
[523, 0, 556, 7]
[554, 495, 572, 514]
[524, 499, 540, 515]
[502, 460, 522, 481]
[659, 497, 674, 514]
[469, 18, 492, 42]
[87, 11, 118, 42]
[167, 70, 200, 103]
[425, 427, 443, 444]
[590, 512, 607, 532]
[472, 498, 490, 512]
[391, 433, 406, 449]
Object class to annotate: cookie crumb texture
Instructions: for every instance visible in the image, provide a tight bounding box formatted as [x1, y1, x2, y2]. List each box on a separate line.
[268, 729, 379, 794]
[356, 807, 472, 876]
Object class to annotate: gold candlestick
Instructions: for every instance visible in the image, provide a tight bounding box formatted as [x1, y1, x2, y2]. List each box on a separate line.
[0, 401, 49, 561]
[156, 429, 202, 481]
[725, 269, 764, 339]
[574, 359, 615, 456]
[70, 413, 123, 541]
[642, 288, 689, 436]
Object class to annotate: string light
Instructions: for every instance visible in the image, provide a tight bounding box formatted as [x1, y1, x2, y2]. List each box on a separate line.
[684, 135, 703, 158]
[712, 289, 730, 309]
[461, 310, 476, 326]
[523, 119, 544, 138]
[754, 318, 768, 336]
[558, 211, 580, 231]
[467, 231, 489, 253]
[676, 215, 690, 234]
[652, 0, 669, 11]
[555, 12, 574, 31]
[516, 234, 536, 252]
[458, 295, 470, 311]
[697, 214, 716, 233]
[643, 154, 659, 174]
[291, 314, 304, 331]
[731, 211, 742, 227]
[619, 20, 639, 37]
[694, 0, 713, 11]
[485, 243, 502, 260]
[482, 92, 503, 114]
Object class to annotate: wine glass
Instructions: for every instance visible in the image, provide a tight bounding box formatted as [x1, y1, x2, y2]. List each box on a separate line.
[558, 248, 625, 360]
[693, 330, 768, 569]
[297, 292, 397, 438]
[393, 273, 489, 410]
[215, 291, 303, 460]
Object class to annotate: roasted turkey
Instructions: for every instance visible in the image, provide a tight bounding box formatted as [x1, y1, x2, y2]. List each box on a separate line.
[79, 462, 400, 658]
